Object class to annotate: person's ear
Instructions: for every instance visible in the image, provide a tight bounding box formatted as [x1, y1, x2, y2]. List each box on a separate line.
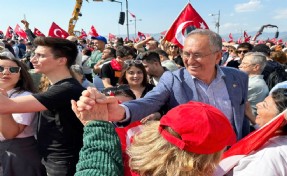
[215, 51, 222, 64]
[253, 64, 260, 72]
[58, 57, 67, 66]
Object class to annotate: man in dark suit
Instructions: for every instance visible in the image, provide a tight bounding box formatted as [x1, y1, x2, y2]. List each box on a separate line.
[75, 29, 250, 140]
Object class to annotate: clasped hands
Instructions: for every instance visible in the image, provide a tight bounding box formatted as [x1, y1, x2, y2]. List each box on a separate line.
[71, 87, 123, 126]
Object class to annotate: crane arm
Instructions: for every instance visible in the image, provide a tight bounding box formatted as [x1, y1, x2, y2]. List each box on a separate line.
[68, 0, 83, 36]
[252, 24, 279, 41]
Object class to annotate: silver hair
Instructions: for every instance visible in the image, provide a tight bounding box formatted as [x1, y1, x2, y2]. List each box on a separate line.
[244, 52, 267, 73]
[186, 29, 222, 52]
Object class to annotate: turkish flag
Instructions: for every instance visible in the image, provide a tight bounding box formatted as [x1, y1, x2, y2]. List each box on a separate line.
[137, 31, 146, 40]
[79, 29, 87, 39]
[88, 25, 99, 37]
[228, 33, 234, 42]
[108, 33, 116, 41]
[270, 38, 277, 44]
[237, 37, 242, 44]
[128, 11, 136, 18]
[14, 24, 27, 39]
[34, 27, 45, 37]
[124, 37, 129, 42]
[276, 38, 283, 45]
[214, 110, 287, 175]
[164, 3, 209, 48]
[115, 121, 143, 176]
[48, 22, 69, 38]
[134, 37, 140, 43]
[243, 31, 251, 42]
[5, 26, 13, 39]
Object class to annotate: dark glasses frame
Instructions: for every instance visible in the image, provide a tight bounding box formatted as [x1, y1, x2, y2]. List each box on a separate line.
[0, 65, 21, 74]
[237, 50, 249, 54]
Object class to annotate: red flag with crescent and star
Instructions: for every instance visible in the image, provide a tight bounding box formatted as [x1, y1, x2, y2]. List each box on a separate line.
[115, 121, 143, 176]
[137, 31, 146, 40]
[5, 26, 14, 39]
[228, 33, 234, 42]
[108, 33, 116, 41]
[243, 31, 251, 42]
[48, 22, 69, 38]
[214, 110, 287, 175]
[237, 36, 242, 44]
[164, 3, 209, 48]
[88, 25, 99, 37]
[129, 11, 136, 18]
[34, 27, 45, 37]
[79, 29, 87, 39]
[14, 24, 27, 39]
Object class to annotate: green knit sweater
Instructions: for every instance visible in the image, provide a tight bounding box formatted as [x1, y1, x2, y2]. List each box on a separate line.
[75, 121, 124, 176]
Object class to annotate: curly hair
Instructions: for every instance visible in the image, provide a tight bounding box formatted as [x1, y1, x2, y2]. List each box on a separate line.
[127, 121, 223, 176]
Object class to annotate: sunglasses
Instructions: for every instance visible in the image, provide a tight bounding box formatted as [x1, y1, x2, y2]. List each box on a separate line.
[124, 60, 143, 65]
[102, 84, 131, 96]
[237, 50, 249, 54]
[0, 65, 21, 74]
[169, 45, 178, 48]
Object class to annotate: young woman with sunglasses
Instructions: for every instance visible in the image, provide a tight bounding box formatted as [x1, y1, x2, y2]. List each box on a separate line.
[0, 56, 45, 175]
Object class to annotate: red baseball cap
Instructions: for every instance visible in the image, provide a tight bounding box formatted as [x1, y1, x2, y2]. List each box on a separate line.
[158, 101, 236, 154]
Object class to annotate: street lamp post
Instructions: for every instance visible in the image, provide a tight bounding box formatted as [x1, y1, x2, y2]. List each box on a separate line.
[209, 10, 220, 34]
[130, 18, 142, 38]
[108, 0, 129, 40]
[125, 0, 129, 40]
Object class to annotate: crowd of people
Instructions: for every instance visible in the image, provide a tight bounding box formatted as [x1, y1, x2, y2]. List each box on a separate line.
[0, 20, 286, 176]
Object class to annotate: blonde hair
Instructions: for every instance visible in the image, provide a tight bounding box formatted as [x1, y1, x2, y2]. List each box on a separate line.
[38, 75, 50, 92]
[127, 121, 223, 176]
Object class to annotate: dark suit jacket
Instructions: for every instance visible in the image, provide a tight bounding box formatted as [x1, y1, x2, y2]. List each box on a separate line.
[123, 67, 249, 140]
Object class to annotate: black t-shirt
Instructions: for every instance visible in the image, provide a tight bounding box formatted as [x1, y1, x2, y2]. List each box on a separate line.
[33, 78, 85, 160]
[100, 63, 121, 86]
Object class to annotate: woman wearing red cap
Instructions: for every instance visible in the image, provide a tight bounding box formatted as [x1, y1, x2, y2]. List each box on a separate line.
[72, 90, 236, 176]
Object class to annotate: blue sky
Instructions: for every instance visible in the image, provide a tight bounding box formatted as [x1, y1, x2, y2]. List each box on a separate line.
[1, 0, 287, 38]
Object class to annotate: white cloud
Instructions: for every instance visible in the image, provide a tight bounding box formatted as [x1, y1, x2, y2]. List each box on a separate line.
[220, 23, 250, 34]
[273, 9, 287, 19]
[235, 0, 262, 12]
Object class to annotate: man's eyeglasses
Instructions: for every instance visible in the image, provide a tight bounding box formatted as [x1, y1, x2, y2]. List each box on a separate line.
[237, 50, 249, 54]
[182, 50, 219, 60]
[0, 66, 21, 74]
[124, 60, 143, 65]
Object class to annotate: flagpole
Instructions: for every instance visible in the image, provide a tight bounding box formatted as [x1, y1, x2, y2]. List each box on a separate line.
[134, 17, 137, 38]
